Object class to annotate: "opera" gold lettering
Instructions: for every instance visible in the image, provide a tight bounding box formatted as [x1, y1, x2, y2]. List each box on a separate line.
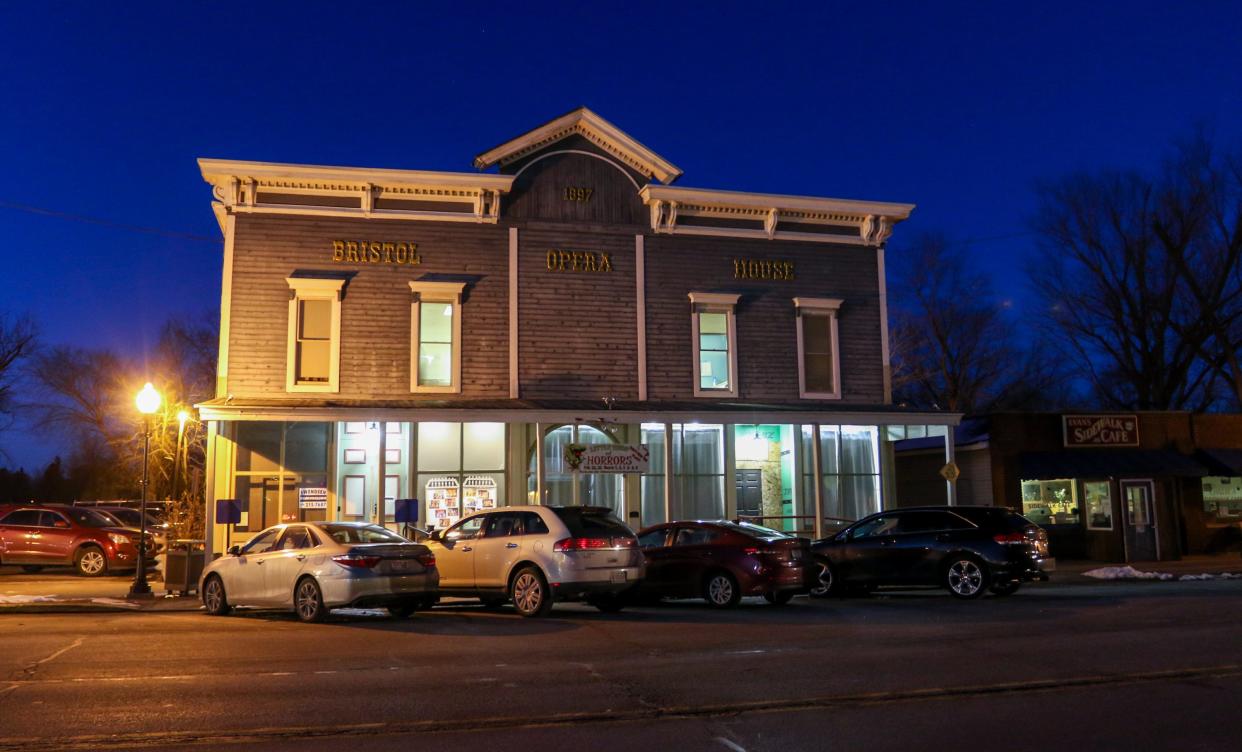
[332, 240, 422, 265]
[546, 249, 613, 273]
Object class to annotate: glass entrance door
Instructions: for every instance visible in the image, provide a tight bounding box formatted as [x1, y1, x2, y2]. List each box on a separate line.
[1122, 480, 1158, 561]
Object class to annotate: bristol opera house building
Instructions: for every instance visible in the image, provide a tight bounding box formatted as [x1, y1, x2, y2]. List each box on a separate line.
[196, 108, 957, 554]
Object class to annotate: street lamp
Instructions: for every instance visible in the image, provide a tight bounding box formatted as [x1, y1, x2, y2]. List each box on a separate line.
[129, 382, 161, 599]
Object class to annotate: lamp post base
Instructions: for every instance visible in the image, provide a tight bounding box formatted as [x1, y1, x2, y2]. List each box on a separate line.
[126, 587, 155, 600]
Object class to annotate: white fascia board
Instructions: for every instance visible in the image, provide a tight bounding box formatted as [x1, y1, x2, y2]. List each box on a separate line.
[197, 158, 515, 192]
[641, 184, 915, 219]
[197, 403, 964, 427]
[473, 107, 682, 184]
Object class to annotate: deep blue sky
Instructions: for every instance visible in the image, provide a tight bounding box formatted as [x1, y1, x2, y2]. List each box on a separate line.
[2, 1, 1240, 467]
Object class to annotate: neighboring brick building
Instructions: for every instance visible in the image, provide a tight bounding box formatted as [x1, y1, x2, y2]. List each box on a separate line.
[196, 108, 957, 554]
[895, 412, 1242, 561]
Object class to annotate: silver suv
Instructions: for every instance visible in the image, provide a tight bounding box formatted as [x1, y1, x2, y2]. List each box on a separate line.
[425, 505, 644, 617]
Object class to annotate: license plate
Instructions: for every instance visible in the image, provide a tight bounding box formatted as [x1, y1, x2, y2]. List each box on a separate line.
[610, 570, 627, 584]
[389, 560, 411, 572]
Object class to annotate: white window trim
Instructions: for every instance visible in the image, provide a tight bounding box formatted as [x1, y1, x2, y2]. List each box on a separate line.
[410, 280, 465, 394]
[285, 277, 344, 393]
[689, 292, 740, 398]
[794, 297, 843, 400]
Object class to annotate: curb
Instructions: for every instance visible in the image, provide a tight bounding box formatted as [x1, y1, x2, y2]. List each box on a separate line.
[0, 599, 203, 615]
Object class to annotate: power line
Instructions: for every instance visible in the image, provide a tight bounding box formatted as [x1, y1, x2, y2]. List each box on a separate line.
[0, 200, 221, 244]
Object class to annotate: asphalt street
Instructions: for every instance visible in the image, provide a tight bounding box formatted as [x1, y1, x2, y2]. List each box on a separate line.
[1, 580, 1240, 751]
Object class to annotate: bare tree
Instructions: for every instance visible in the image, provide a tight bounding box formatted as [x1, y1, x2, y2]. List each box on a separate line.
[890, 234, 1061, 413]
[0, 313, 36, 428]
[1032, 134, 1240, 410]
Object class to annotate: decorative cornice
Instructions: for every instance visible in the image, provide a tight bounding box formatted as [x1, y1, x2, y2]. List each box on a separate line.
[473, 107, 682, 184]
[198, 159, 515, 233]
[641, 184, 914, 246]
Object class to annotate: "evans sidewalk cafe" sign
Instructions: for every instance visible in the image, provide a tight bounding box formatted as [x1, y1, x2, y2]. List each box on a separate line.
[1062, 415, 1140, 448]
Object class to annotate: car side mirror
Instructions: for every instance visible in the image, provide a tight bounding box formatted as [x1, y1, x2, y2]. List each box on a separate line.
[228, 545, 241, 556]
[429, 529, 442, 542]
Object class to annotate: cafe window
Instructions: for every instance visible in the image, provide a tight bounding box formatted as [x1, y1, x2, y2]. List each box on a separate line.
[285, 277, 344, 392]
[794, 297, 843, 399]
[409, 280, 465, 393]
[1020, 478, 1080, 525]
[1201, 477, 1242, 522]
[689, 292, 739, 397]
[1084, 481, 1113, 530]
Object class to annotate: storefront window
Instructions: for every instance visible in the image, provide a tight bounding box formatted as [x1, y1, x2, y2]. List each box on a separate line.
[641, 423, 666, 526]
[1021, 479, 1079, 525]
[417, 422, 505, 530]
[529, 424, 624, 517]
[817, 426, 879, 524]
[1201, 477, 1242, 522]
[1084, 481, 1113, 530]
[233, 422, 330, 532]
[674, 424, 725, 519]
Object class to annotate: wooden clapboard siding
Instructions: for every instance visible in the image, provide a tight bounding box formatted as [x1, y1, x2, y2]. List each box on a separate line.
[515, 225, 639, 399]
[228, 214, 509, 399]
[504, 137, 648, 226]
[644, 235, 885, 403]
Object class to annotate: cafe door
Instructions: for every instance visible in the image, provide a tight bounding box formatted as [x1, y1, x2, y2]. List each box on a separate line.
[1121, 479, 1158, 561]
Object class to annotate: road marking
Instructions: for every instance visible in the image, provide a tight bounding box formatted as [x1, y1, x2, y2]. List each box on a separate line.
[36, 637, 84, 666]
[715, 738, 748, 752]
[0, 663, 1237, 751]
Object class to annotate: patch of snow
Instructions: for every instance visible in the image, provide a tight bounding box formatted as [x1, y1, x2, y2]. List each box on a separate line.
[91, 598, 142, 608]
[1178, 572, 1242, 581]
[0, 594, 62, 604]
[1082, 566, 1174, 581]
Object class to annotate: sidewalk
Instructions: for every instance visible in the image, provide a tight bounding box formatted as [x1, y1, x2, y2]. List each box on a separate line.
[0, 570, 203, 614]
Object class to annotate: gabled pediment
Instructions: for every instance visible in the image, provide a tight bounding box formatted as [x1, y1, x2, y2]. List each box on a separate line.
[474, 107, 682, 185]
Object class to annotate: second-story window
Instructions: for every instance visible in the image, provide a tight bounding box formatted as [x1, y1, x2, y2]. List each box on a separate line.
[688, 292, 740, 398]
[285, 277, 345, 393]
[409, 280, 465, 393]
[795, 297, 843, 399]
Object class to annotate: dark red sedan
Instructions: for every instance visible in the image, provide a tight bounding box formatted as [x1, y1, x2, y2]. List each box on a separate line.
[634, 520, 816, 607]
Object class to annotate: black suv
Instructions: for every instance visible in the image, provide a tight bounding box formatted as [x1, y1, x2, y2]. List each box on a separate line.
[809, 506, 1054, 599]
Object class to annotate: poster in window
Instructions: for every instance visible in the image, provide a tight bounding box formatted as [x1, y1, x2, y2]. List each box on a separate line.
[425, 477, 461, 530]
[463, 476, 498, 516]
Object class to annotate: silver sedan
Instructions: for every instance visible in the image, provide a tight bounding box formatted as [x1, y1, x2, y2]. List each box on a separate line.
[200, 522, 438, 622]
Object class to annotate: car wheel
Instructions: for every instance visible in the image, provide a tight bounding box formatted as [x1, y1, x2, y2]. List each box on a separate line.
[202, 575, 232, 616]
[387, 601, 418, 618]
[75, 546, 107, 577]
[294, 577, 328, 622]
[703, 571, 741, 608]
[479, 596, 508, 610]
[763, 591, 794, 606]
[809, 558, 840, 598]
[944, 556, 989, 599]
[510, 566, 553, 618]
[990, 581, 1021, 597]
[21, 565, 44, 573]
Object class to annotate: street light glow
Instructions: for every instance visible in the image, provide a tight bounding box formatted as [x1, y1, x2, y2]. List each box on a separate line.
[136, 382, 161, 415]
[177, 410, 190, 429]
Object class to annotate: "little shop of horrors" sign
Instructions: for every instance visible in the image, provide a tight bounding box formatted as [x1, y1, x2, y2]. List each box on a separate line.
[1062, 415, 1140, 448]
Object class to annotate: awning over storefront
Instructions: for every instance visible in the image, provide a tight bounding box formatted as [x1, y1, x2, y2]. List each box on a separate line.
[196, 396, 960, 427]
[1019, 449, 1211, 480]
[1199, 448, 1242, 476]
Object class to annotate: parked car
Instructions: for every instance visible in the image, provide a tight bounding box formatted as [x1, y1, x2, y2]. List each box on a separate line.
[424, 505, 644, 617]
[0, 504, 155, 576]
[809, 506, 1054, 599]
[89, 506, 170, 535]
[633, 520, 816, 608]
[200, 521, 438, 622]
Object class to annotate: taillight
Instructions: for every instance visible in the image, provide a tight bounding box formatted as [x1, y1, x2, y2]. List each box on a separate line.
[416, 553, 437, 569]
[993, 533, 1026, 545]
[554, 537, 634, 552]
[332, 554, 382, 569]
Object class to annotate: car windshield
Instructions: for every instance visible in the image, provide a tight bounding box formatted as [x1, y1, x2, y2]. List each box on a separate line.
[63, 508, 121, 528]
[103, 509, 156, 527]
[320, 524, 408, 544]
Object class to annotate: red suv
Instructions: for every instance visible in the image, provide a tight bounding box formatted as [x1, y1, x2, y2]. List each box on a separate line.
[0, 504, 153, 576]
